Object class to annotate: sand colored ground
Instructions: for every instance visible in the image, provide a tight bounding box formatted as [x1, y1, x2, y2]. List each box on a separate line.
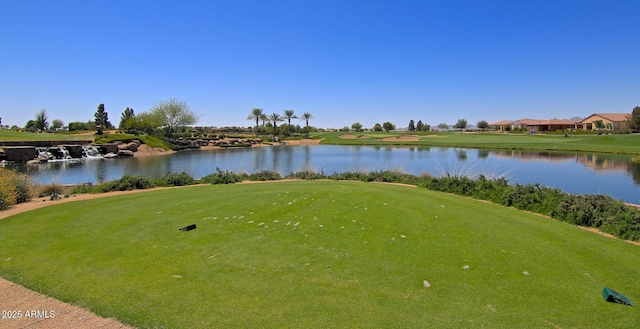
[133, 144, 176, 157]
[338, 134, 424, 141]
[381, 134, 422, 141]
[0, 279, 132, 329]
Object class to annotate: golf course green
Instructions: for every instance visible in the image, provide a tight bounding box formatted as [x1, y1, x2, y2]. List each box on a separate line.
[1, 181, 639, 328]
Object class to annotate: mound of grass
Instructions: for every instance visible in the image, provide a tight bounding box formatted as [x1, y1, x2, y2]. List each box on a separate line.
[93, 133, 172, 150]
[1, 181, 639, 328]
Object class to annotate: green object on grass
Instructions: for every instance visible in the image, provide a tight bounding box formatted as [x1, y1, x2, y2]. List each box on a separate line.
[603, 287, 634, 306]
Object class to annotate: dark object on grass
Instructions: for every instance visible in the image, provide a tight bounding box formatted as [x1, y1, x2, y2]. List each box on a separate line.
[602, 287, 634, 306]
[179, 224, 197, 231]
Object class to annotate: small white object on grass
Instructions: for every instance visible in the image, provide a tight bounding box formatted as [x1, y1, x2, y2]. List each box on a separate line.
[523, 271, 529, 275]
[423, 280, 431, 288]
[463, 265, 470, 270]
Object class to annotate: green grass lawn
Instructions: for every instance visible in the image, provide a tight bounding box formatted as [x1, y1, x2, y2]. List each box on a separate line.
[0, 129, 91, 141]
[314, 131, 640, 155]
[1, 181, 639, 328]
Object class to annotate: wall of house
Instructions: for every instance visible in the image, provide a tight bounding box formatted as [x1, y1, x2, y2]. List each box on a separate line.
[581, 116, 628, 130]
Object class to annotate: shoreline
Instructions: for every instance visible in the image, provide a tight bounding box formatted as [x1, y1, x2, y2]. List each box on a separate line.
[133, 138, 323, 157]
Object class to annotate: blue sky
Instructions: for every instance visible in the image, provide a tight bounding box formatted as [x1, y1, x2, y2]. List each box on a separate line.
[1, 0, 638, 129]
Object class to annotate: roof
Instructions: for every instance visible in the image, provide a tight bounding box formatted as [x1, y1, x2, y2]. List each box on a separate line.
[514, 118, 577, 125]
[580, 113, 629, 123]
[489, 120, 515, 125]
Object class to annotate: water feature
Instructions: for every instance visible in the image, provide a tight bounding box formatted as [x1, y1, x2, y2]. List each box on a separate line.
[82, 145, 102, 158]
[16, 145, 640, 204]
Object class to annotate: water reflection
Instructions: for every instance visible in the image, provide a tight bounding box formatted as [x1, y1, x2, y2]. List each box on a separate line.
[18, 145, 640, 204]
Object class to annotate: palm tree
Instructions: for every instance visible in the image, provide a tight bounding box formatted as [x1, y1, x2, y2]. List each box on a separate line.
[283, 109, 297, 133]
[300, 112, 313, 138]
[247, 108, 263, 136]
[268, 112, 284, 140]
[259, 113, 268, 128]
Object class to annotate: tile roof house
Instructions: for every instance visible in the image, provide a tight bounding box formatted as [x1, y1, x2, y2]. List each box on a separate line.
[511, 118, 578, 132]
[579, 113, 629, 130]
[488, 120, 515, 131]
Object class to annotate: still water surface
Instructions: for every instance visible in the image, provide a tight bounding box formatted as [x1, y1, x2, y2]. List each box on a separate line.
[22, 145, 640, 204]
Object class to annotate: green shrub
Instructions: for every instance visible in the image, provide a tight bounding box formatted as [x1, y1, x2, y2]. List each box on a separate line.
[247, 170, 282, 181]
[71, 183, 96, 194]
[98, 175, 154, 192]
[200, 168, 245, 184]
[155, 172, 196, 187]
[287, 169, 326, 180]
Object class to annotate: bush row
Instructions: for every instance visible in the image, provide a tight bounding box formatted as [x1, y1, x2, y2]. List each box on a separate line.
[67, 170, 640, 241]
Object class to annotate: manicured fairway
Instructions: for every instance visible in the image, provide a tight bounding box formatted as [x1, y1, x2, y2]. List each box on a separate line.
[315, 131, 640, 154]
[1, 181, 639, 328]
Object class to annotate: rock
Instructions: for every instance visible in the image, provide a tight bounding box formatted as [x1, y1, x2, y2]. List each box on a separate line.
[103, 152, 118, 158]
[117, 150, 134, 157]
[125, 142, 138, 152]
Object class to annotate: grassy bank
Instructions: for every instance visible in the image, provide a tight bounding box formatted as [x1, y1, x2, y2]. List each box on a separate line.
[1, 181, 638, 328]
[314, 131, 640, 155]
[0, 129, 90, 141]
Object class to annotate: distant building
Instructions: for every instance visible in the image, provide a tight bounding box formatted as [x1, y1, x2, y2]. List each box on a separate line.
[488, 120, 515, 131]
[506, 118, 577, 132]
[579, 113, 629, 130]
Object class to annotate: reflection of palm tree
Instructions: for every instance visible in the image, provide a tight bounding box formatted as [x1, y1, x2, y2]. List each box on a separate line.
[268, 113, 284, 140]
[300, 112, 313, 138]
[247, 108, 263, 136]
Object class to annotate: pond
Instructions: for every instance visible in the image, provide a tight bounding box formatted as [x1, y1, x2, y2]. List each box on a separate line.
[19, 145, 640, 204]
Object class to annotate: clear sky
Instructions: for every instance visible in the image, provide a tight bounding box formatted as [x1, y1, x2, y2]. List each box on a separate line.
[1, 0, 638, 129]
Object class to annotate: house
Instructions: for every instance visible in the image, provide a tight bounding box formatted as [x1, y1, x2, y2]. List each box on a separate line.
[510, 118, 577, 132]
[579, 113, 629, 131]
[488, 120, 515, 131]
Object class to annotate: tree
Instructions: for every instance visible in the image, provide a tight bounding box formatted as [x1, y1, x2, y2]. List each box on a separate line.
[149, 98, 199, 136]
[382, 122, 395, 132]
[477, 120, 489, 130]
[268, 112, 283, 139]
[282, 110, 297, 135]
[416, 120, 424, 132]
[94, 104, 112, 135]
[627, 106, 640, 132]
[119, 107, 135, 130]
[128, 111, 163, 135]
[454, 119, 468, 130]
[594, 120, 605, 130]
[51, 119, 64, 131]
[259, 113, 268, 127]
[437, 123, 449, 130]
[408, 120, 415, 132]
[351, 122, 363, 132]
[34, 109, 49, 131]
[373, 123, 382, 131]
[300, 112, 314, 138]
[247, 108, 264, 136]
[25, 120, 37, 132]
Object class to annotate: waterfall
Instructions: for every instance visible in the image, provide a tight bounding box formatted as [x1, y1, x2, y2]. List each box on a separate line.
[60, 146, 72, 159]
[82, 145, 102, 158]
[36, 147, 54, 160]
